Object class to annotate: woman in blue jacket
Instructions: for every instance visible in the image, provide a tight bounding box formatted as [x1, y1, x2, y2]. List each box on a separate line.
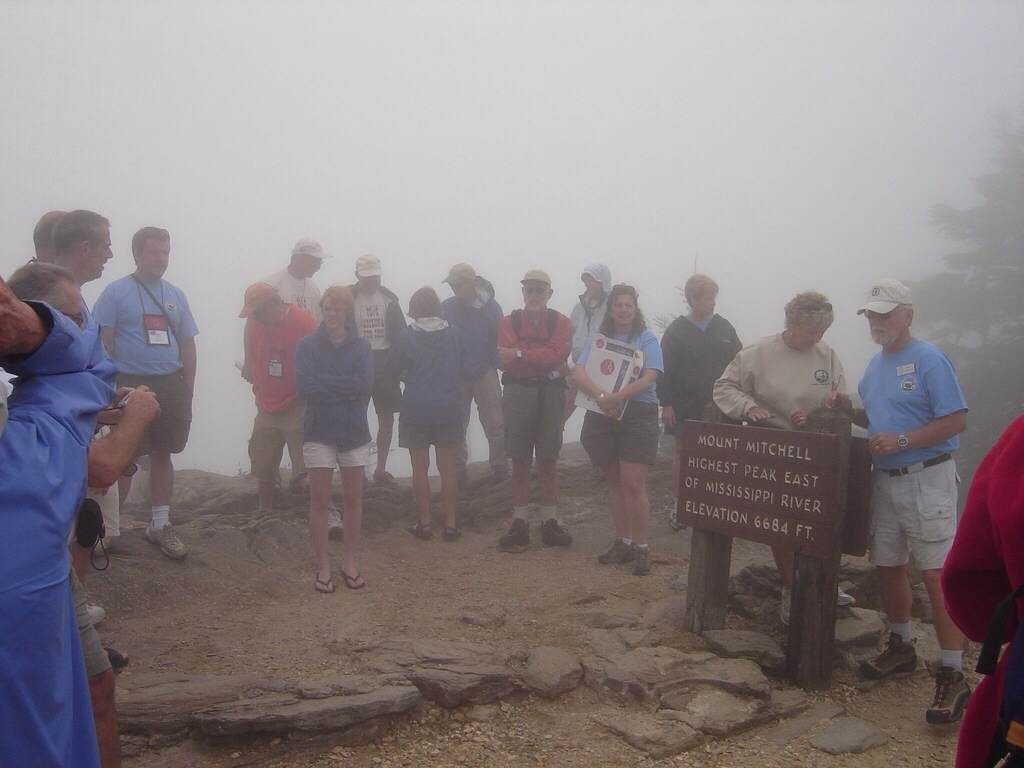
[296, 285, 373, 592]
[399, 287, 464, 541]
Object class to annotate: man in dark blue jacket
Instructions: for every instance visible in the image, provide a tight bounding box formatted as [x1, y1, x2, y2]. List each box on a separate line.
[442, 263, 507, 483]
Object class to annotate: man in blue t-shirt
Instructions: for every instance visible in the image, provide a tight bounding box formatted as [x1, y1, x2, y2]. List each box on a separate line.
[829, 278, 969, 725]
[94, 227, 199, 561]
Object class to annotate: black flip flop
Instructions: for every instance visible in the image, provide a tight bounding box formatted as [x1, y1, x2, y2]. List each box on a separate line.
[315, 576, 336, 594]
[342, 570, 366, 590]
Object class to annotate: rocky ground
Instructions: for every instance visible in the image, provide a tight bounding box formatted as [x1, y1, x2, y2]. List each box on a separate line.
[83, 444, 968, 767]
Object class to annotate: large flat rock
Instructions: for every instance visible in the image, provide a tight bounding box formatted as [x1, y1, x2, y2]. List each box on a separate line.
[593, 711, 703, 758]
[835, 608, 886, 649]
[661, 689, 768, 737]
[603, 647, 713, 699]
[658, 656, 772, 701]
[194, 685, 422, 736]
[810, 715, 889, 754]
[406, 664, 517, 708]
[702, 630, 785, 674]
[116, 673, 264, 733]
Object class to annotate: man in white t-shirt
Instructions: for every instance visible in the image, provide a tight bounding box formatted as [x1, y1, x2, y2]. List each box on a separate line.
[350, 254, 406, 483]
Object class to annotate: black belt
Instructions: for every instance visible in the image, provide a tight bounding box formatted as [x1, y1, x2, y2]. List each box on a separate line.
[884, 453, 952, 477]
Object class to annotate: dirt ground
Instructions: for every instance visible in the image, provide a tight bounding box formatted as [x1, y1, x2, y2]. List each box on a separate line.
[85, 445, 966, 767]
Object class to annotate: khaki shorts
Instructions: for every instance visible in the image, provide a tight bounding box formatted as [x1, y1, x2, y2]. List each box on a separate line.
[869, 459, 958, 571]
[249, 400, 305, 484]
[581, 401, 661, 467]
[502, 380, 566, 460]
[303, 440, 371, 470]
[71, 570, 110, 677]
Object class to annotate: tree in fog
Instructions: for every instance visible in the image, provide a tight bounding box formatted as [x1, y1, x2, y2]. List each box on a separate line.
[912, 111, 1024, 477]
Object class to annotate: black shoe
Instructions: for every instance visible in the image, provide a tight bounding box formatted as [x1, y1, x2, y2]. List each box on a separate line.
[597, 539, 635, 565]
[499, 518, 529, 551]
[442, 526, 462, 542]
[407, 521, 433, 540]
[540, 518, 572, 547]
[105, 647, 129, 673]
[632, 547, 651, 576]
[926, 666, 971, 724]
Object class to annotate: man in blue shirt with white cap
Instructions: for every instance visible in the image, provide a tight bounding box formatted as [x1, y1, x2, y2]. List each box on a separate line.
[829, 278, 970, 725]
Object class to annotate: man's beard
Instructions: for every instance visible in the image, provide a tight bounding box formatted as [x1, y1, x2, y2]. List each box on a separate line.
[870, 327, 892, 346]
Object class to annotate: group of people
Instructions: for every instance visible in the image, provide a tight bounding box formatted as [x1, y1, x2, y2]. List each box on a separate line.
[0, 206, 1015, 767]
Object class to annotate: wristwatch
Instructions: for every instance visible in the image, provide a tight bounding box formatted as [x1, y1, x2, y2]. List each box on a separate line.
[896, 433, 910, 450]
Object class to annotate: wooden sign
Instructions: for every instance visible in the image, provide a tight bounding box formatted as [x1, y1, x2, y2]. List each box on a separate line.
[677, 421, 841, 558]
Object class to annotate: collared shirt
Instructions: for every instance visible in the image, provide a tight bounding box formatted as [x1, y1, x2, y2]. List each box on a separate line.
[248, 305, 317, 413]
[858, 338, 968, 470]
[93, 275, 199, 376]
[1, 303, 114, 768]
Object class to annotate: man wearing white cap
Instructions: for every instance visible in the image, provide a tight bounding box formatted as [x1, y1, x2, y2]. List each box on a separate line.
[351, 254, 406, 483]
[828, 278, 970, 724]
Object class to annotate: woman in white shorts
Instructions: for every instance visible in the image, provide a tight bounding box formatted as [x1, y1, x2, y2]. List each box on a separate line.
[296, 285, 374, 593]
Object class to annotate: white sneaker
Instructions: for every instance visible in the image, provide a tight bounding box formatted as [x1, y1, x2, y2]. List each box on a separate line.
[85, 603, 106, 626]
[327, 503, 344, 540]
[780, 587, 791, 625]
[145, 524, 188, 560]
[837, 586, 856, 607]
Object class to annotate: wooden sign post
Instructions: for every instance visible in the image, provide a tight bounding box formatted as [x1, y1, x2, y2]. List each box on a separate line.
[679, 412, 859, 690]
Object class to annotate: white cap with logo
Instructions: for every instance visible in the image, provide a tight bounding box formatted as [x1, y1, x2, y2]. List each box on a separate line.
[355, 254, 382, 278]
[292, 238, 330, 260]
[857, 278, 913, 315]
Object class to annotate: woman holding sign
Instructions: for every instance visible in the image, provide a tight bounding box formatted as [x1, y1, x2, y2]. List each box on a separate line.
[573, 284, 663, 576]
[712, 291, 854, 623]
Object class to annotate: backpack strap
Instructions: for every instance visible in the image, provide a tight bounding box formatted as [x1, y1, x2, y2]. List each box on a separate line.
[978, 584, 1024, 675]
[510, 308, 558, 340]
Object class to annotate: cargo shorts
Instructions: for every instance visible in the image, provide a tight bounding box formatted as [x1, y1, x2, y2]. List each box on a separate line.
[869, 459, 958, 571]
[502, 380, 566, 460]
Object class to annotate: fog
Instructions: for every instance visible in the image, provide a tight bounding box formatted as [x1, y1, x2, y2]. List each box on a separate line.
[2, 2, 1022, 476]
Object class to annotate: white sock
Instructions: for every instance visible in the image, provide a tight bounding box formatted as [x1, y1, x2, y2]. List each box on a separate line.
[151, 505, 170, 530]
[512, 506, 530, 521]
[539, 505, 558, 522]
[941, 649, 963, 671]
[621, 537, 633, 546]
[633, 543, 648, 551]
[890, 621, 913, 642]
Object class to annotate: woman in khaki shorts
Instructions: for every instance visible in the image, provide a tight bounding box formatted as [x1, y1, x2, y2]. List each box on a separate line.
[296, 286, 374, 593]
[573, 284, 664, 576]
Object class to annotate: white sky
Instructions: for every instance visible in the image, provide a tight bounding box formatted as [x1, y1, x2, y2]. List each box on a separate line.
[2, 1, 1022, 474]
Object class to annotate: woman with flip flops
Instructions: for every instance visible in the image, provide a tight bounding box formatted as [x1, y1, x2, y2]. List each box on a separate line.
[296, 285, 373, 593]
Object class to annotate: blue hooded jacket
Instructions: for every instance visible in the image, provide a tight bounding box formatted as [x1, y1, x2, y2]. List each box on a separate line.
[295, 325, 373, 451]
[442, 276, 502, 381]
[397, 320, 463, 425]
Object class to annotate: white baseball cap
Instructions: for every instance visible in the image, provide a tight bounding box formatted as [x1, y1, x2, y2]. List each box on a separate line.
[291, 238, 330, 260]
[857, 278, 913, 315]
[355, 254, 382, 278]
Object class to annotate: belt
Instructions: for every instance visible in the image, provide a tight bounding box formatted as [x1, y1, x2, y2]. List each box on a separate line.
[884, 453, 952, 477]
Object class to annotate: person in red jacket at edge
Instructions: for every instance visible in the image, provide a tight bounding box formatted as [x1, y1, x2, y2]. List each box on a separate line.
[944, 415, 1024, 768]
[496, 269, 573, 552]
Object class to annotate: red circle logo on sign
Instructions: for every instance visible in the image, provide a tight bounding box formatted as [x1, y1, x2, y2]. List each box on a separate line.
[595, 338, 605, 349]
[600, 359, 615, 375]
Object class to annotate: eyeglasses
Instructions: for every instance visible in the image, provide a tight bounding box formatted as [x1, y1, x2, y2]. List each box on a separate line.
[523, 285, 548, 296]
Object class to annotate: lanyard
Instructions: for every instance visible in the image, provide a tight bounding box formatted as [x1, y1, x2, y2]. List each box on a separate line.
[134, 277, 166, 315]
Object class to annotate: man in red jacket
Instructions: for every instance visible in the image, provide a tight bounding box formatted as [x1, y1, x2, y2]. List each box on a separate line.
[944, 416, 1024, 767]
[497, 269, 573, 551]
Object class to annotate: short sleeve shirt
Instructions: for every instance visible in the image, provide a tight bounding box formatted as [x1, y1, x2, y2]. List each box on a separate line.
[249, 305, 318, 412]
[353, 290, 392, 351]
[263, 269, 322, 323]
[858, 338, 968, 470]
[578, 328, 664, 404]
[93, 275, 199, 376]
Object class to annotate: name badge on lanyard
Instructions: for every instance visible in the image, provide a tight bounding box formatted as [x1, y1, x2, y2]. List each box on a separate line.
[143, 314, 171, 347]
[268, 356, 284, 378]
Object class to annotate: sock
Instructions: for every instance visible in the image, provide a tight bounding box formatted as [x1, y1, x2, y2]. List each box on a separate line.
[539, 505, 558, 522]
[941, 649, 963, 671]
[889, 621, 913, 642]
[512, 506, 529, 521]
[150, 505, 170, 530]
[633, 543, 649, 551]
[621, 537, 633, 546]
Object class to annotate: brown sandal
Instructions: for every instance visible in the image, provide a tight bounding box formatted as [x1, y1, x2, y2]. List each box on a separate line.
[315, 575, 336, 593]
[342, 570, 366, 590]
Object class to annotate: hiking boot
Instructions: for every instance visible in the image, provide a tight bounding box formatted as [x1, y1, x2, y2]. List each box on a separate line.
[632, 547, 651, 576]
[860, 633, 918, 679]
[407, 521, 433, 540]
[499, 518, 530, 551]
[597, 539, 635, 565]
[145, 524, 188, 560]
[85, 603, 106, 626]
[540, 518, 572, 547]
[442, 526, 462, 542]
[327, 504, 344, 541]
[926, 666, 971, 724]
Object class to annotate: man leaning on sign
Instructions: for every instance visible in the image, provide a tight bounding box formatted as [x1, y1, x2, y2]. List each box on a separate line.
[828, 278, 969, 726]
